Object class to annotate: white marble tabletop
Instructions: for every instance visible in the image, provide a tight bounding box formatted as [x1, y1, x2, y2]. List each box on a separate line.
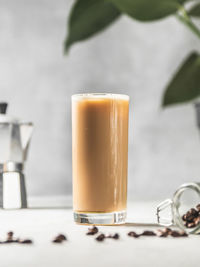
[0, 199, 198, 267]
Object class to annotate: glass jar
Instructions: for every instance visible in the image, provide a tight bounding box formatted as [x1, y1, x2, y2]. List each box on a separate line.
[157, 182, 200, 234]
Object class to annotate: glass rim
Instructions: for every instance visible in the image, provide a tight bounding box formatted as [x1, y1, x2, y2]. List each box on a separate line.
[71, 93, 129, 101]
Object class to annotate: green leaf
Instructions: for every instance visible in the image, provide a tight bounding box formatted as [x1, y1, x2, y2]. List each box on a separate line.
[188, 3, 200, 18]
[178, 0, 189, 3]
[162, 52, 200, 106]
[65, 0, 120, 52]
[107, 0, 181, 21]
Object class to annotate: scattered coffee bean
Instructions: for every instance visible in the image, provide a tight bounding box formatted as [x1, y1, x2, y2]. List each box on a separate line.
[86, 226, 98, 235]
[140, 231, 156, 236]
[53, 234, 67, 243]
[163, 228, 173, 235]
[12, 239, 20, 243]
[19, 239, 33, 244]
[6, 231, 14, 243]
[107, 233, 120, 240]
[156, 229, 168, 237]
[96, 234, 105, 242]
[112, 233, 119, 240]
[4, 241, 11, 244]
[53, 238, 62, 243]
[128, 231, 140, 238]
[179, 231, 188, 237]
[57, 234, 67, 241]
[7, 232, 13, 238]
[171, 231, 181, 237]
[5, 239, 13, 243]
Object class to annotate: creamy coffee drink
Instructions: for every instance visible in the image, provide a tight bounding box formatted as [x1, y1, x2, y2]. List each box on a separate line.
[72, 93, 129, 224]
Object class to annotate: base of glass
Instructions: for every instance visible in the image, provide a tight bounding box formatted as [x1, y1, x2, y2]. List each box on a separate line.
[74, 210, 126, 225]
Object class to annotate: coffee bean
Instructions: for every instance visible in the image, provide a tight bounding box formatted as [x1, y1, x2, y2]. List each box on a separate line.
[185, 209, 198, 222]
[12, 239, 20, 243]
[196, 204, 200, 212]
[128, 231, 140, 238]
[171, 231, 181, 237]
[182, 214, 187, 221]
[7, 232, 13, 238]
[187, 215, 196, 222]
[156, 230, 168, 237]
[96, 234, 105, 242]
[86, 226, 98, 235]
[107, 233, 119, 239]
[112, 233, 119, 240]
[184, 221, 190, 227]
[194, 216, 200, 226]
[140, 231, 156, 236]
[187, 222, 196, 228]
[190, 208, 198, 216]
[183, 221, 187, 226]
[19, 239, 33, 244]
[53, 234, 67, 243]
[53, 238, 62, 243]
[6, 231, 14, 242]
[57, 234, 67, 241]
[163, 228, 173, 235]
[179, 231, 188, 237]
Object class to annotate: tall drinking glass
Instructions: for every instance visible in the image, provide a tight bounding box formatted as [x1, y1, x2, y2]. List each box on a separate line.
[72, 93, 129, 224]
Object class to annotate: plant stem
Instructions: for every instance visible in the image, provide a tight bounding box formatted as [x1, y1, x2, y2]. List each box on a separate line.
[176, 6, 200, 40]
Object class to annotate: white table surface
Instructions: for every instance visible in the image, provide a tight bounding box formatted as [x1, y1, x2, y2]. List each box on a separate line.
[0, 200, 198, 267]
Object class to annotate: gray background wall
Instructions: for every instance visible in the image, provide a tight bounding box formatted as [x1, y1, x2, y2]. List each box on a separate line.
[0, 0, 200, 201]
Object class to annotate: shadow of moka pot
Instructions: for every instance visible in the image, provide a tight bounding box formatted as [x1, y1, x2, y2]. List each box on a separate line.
[0, 103, 33, 209]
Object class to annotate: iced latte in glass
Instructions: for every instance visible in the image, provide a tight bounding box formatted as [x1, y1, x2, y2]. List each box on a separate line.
[72, 93, 129, 224]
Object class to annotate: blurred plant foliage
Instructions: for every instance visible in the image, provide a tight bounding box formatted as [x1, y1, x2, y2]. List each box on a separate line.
[65, 0, 200, 107]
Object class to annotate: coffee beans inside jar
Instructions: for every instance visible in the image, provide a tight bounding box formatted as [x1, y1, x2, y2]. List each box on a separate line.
[182, 204, 200, 228]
